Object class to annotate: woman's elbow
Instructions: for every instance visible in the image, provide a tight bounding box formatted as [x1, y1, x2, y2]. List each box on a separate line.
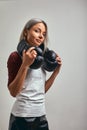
[8, 85, 17, 97]
[10, 91, 17, 97]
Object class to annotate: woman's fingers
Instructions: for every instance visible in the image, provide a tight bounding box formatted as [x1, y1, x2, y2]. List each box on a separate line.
[26, 47, 37, 58]
[56, 55, 62, 65]
[22, 47, 37, 67]
[31, 50, 37, 58]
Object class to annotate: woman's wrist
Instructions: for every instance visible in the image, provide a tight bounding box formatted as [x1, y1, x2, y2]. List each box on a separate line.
[53, 65, 61, 76]
[21, 63, 29, 70]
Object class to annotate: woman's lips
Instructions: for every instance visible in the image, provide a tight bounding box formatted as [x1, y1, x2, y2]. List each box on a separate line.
[36, 39, 41, 43]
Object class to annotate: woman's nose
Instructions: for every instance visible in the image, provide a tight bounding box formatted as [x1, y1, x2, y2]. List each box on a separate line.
[39, 34, 43, 39]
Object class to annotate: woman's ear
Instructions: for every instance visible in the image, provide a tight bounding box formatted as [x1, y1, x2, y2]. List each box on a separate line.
[23, 29, 28, 39]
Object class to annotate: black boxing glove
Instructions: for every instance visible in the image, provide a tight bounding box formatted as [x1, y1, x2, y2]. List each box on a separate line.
[42, 48, 58, 72]
[30, 46, 44, 69]
[17, 39, 44, 69]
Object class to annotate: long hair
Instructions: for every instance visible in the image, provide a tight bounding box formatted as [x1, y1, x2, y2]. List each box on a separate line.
[19, 18, 48, 50]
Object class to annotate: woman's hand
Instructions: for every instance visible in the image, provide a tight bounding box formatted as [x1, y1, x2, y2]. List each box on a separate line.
[56, 54, 62, 68]
[22, 47, 37, 67]
[53, 54, 62, 73]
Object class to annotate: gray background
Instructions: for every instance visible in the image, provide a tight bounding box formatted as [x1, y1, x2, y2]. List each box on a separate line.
[0, 0, 87, 130]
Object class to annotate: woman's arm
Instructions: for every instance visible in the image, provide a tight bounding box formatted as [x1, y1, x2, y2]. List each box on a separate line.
[8, 64, 29, 97]
[8, 47, 37, 97]
[45, 55, 62, 93]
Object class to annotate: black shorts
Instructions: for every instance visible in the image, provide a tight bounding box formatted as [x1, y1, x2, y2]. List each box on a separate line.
[8, 114, 49, 130]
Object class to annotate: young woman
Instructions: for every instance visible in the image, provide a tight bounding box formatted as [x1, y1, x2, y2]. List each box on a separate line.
[7, 18, 62, 130]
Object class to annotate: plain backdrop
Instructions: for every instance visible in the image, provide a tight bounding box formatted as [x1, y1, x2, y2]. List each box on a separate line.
[0, 0, 87, 130]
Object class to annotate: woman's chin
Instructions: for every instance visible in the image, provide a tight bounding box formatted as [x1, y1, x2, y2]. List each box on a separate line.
[34, 42, 41, 47]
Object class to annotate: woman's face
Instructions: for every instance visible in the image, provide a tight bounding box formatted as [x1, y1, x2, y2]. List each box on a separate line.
[25, 22, 46, 46]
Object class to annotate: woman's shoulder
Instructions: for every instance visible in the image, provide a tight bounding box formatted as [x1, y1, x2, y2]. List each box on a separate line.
[7, 51, 22, 86]
[7, 51, 22, 65]
[8, 51, 20, 58]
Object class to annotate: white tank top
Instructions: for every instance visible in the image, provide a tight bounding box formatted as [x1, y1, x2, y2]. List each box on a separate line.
[11, 68, 46, 117]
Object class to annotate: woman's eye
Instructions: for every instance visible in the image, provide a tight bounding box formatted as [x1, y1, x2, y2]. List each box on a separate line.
[43, 33, 46, 37]
[35, 29, 39, 33]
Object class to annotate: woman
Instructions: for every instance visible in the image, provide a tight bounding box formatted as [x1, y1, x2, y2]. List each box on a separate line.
[7, 18, 62, 130]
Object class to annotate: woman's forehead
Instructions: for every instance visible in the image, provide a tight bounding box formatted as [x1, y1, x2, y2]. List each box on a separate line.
[31, 23, 46, 31]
